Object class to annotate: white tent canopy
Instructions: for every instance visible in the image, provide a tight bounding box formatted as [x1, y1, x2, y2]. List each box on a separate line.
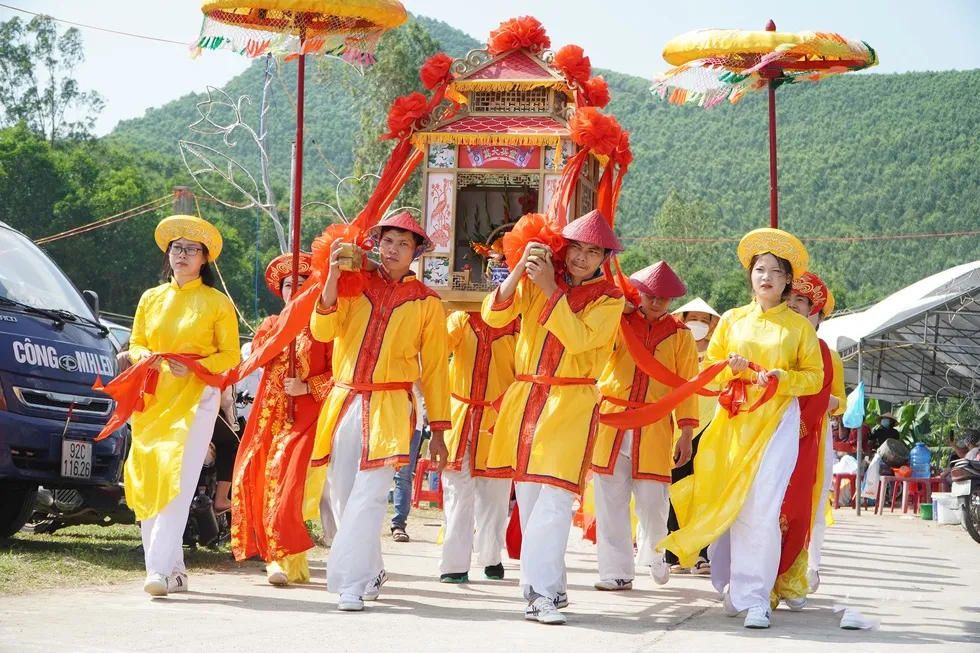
[821, 261, 980, 402]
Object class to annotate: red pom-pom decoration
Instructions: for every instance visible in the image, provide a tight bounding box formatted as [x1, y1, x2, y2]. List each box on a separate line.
[311, 223, 369, 298]
[420, 53, 454, 91]
[487, 16, 551, 55]
[503, 213, 566, 271]
[569, 107, 621, 157]
[583, 75, 610, 108]
[552, 44, 592, 85]
[380, 92, 430, 141]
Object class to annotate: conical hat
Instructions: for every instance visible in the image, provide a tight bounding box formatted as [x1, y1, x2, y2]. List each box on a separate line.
[737, 228, 808, 279]
[154, 215, 223, 260]
[629, 261, 686, 298]
[265, 252, 313, 298]
[368, 211, 434, 253]
[561, 210, 623, 252]
[672, 297, 720, 319]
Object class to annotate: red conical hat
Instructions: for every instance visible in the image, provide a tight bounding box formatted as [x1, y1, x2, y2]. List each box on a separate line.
[561, 209, 623, 252]
[265, 252, 313, 298]
[792, 271, 834, 317]
[630, 261, 686, 298]
[368, 211, 434, 253]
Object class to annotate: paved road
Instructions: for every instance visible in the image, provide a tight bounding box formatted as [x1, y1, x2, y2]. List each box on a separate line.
[1, 510, 976, 652]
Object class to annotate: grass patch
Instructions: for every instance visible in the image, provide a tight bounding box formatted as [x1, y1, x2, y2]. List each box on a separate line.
[0, 504, 445, 596]
[0, 524, 245, 596]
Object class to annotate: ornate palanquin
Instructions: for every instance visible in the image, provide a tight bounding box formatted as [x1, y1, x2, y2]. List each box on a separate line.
[411, 43, 602, 310]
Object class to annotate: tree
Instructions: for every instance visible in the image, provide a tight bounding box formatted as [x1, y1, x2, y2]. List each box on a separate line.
[318, 19, 441, 210]
[0, 16, 105, 143]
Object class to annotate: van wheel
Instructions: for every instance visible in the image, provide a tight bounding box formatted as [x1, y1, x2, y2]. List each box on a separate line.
[0, 481, 38, 538]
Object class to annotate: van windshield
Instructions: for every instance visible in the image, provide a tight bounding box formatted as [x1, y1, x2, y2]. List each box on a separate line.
[0, 226, 94, 317]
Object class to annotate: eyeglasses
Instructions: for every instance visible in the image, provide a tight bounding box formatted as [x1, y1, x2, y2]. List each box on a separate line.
[170, 245, 203, 256]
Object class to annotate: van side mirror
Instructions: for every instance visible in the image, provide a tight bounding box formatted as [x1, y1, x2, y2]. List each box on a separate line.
[83, 290, 100, 318]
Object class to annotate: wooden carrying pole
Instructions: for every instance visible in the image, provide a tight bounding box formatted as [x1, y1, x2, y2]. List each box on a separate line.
[765, 19, 779, 228]
[286, 50, 306, 422]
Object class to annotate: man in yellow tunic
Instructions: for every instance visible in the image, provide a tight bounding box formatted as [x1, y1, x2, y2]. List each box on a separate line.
[128, 215, 240, 596]
[439, 310, 519, 583]
[483, 210, 625, 625]
[592, 261, 698, 591]
[784, 272, 846, 597]
[660, 228, 823, 629]
[310, 212, 451, 612]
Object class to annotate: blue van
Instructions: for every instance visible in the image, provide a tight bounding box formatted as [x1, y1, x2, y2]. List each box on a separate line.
[0, 221, 127, 536]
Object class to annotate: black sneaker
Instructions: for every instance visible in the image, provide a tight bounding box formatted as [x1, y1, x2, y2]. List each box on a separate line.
[440, 572, 469, 584]
[484, 563, 505, 580]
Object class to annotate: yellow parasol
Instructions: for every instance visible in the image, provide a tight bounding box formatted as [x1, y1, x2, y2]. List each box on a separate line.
[193, 0, 406, 416]
[651, 21, 878, 228]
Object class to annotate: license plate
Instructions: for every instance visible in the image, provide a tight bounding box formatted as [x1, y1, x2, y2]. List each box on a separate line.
[61, 439, 92, 479]
[952, 480, 972, 497]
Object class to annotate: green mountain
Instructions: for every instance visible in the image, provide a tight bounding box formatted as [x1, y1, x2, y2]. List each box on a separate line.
[107, 16, 980, 312]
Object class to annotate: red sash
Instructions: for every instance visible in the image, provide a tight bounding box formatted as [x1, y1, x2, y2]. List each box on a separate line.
[776, 340, 834, 576]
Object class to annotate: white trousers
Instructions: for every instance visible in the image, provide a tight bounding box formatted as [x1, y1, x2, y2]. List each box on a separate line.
[317, 475, 338, 545]
[594, 451, 670, 581]
[516, 482, 574, 601]
[440, 447, 511, 574]
[324, 395, 393, 596]
[710, 399, 801, 612]
[141, 386, 220, 576]
[808, 421, 835, 573]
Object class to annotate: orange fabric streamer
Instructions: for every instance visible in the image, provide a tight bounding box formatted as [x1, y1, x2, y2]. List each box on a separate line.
[619, 315, 718, 398]
[94, 353, 223, 441]
[333, 380, 414, 394]
[544, 148, 590, 226]
[599, 359, 778, 430]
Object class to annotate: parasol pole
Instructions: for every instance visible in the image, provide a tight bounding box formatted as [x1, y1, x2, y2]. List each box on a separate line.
[765, 19, 779, 228]
[286, 30, 307, 422]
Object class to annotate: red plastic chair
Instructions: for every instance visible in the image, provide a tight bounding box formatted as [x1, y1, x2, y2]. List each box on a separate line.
[410, 457, 443, 509]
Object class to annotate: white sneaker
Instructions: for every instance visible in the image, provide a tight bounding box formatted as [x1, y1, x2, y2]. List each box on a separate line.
[594, 579, 632, 591]
[806, 569, 820, 593]
[337, 593, 364, 611]
[169, 572, 188, 593]
[785, 597, 807, 612]
[143, 572, 169, 597]
[744, 607, 771, 629]
[554, 591, 569, 609]
[524, 596, 567, 625]
[722, 592, 741, 617]
[839, 608, 870, 630]
[650, 561, 670, 586]
[364, 569, 387, 601]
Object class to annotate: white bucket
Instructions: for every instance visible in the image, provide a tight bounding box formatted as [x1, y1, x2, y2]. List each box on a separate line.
[933, 492, 961, 525]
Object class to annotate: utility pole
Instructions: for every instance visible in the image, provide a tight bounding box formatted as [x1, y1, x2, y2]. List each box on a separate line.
[173, 186, 195, 215]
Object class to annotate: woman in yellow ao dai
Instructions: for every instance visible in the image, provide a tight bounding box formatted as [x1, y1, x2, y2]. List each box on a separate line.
[129, 215, 240, 598]
[660, 228, 823, 630]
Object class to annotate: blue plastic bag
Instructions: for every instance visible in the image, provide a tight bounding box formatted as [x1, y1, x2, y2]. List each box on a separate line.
[842, 381, 865, 429]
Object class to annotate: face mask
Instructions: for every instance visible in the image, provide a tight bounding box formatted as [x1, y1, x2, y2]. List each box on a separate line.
[881, 419, 892, 427]
[686, 321, 710, 342]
